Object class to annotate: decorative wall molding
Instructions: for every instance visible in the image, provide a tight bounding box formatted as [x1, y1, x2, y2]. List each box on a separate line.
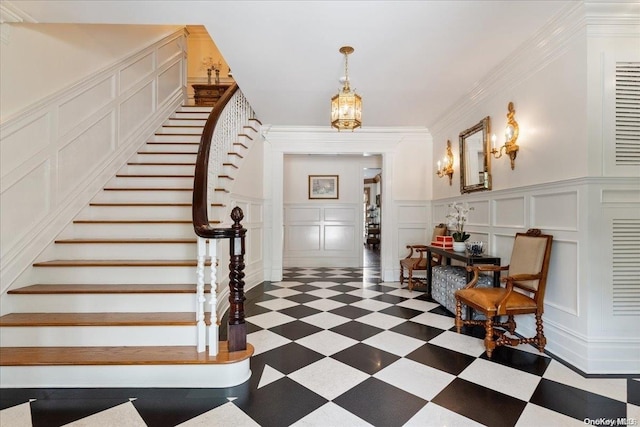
[0, 1, 36, 24]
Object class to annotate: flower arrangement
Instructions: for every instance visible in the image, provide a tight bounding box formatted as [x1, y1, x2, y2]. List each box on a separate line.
[201, 56, 221, 84]
[446, 202, 474, 242]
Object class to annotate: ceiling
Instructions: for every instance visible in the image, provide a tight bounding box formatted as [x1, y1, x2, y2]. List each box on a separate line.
[11, 0, 575, 129]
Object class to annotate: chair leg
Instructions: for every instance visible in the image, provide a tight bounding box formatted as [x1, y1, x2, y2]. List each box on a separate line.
[407, 269, 413, 292]
[535, 313, 546, 353]
[506, 315, 516, 334]
[484, 317, 496, 358]
[455, 299, 463, 333]
[399, 264, 404, 285]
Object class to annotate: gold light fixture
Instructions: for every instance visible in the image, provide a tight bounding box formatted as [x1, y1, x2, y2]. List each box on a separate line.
[490, 102, 520, 169]
[436, 140, 455, 185]
[331, 46, 362, 131]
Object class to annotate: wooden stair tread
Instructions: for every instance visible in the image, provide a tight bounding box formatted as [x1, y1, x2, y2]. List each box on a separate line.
[103, 188, 193, 191]
[137, 152, 197, 155]
[8, 284, 209, 294]
[73, 219, 219, 224]
[33, 260, 209, 267]
[126, 162, 195, 166]
[89, 203, 223, 207]
[237, 133, 253, 141]
[0, 343, 253, 366]
[55, 238, 197, 244]
[0, 312, 207, 326]
[115, 174, 195, 178]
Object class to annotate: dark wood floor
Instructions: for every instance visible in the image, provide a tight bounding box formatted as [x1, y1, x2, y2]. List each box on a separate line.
[363, 245, 380, 268]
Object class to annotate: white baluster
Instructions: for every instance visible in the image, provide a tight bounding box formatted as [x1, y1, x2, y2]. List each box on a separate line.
[196, 237, 207, 353]
[208, 239, 219, 356]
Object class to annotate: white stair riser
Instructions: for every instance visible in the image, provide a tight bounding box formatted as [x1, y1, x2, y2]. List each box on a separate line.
[149, 134, 201, 143]
[106, 177, 194, 189]
[0, 325, 198, 347]
[79, 205, 191, 220]
[6, 293, 209, 313]
[133, 153, 198, 163]
[158, 126, 204, 135]
[0, 361, 251, 388]
[32, 266, 199, 284]
[177, 106, 212, 113]
[222, 164, 239, 175]
[165, 118, 206, 126]
[121, 164, 195, 175]
[70, 223, 196, 238]
[172, 112, 210, 119]
[140, 143, 199, 153]
[43, 242, 197, 260]
[91, 190, 192, 204]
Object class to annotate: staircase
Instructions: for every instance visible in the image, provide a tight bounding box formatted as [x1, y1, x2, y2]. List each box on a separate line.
[0, 105, 258, 388]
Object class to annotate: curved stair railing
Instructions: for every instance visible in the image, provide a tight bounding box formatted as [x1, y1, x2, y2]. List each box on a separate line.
[192, 83, 254, 355]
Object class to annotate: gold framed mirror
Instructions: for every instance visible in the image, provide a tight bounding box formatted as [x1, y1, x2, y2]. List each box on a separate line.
[459, 116, 491, 193]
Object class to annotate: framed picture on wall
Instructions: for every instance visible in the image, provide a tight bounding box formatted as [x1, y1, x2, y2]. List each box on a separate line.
[309, 175, 339, 199]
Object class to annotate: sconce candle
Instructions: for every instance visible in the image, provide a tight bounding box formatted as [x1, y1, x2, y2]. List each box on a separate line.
[490, 102, 520, 170]
[436, 140, 455, 185]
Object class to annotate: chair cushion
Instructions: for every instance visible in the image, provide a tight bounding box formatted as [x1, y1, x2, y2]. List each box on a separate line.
[455, 287, 538, 314]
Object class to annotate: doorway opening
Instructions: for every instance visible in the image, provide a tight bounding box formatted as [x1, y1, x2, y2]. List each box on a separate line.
[363, 168, 381, 270]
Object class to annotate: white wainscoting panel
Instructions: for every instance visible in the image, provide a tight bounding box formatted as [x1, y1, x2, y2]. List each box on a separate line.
[324, 207, 355, 222]
[157, 37, 182, 68]
[120, 53, 154, 95]
[544, 239, 579, 316]
[0, 113, 50, 176]
[286, 207, 321, 222]
[468, 199, 490, 226]
[532, 191, 578, 231]
[119, 82, 155, 140]
[397, 205, 428, 224]
[324, 225, 355, 251]
[158, 61, 182, 106]
[397, 228, 429, 258]
[59, 76, 115, 136]
[287, 225, 321, 251]
[493, 196, 525, 228]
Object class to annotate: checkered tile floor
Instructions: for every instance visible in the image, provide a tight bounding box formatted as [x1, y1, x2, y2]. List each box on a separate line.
[1, 267, 638, 426]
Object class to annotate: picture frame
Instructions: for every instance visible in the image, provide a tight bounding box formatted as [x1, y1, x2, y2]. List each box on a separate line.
[309, 175, 339, 199]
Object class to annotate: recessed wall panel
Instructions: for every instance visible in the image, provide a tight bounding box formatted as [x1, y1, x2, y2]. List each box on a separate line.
[532, 192, 578, 231]
[58, 113, 115, 197]
[119, 82, 154, 140]
[493, 197, 525, 227]
[157, 38, 182, 68]
[59, 76, 115, 136]
[158, 61, 181, 106]
[287, 225, 320, 251]
[1, 113, 50, 176]
[120, 53, 154, 94]
[325, 225, 355, 251]
[398, 227, 429, 257]
[0, 161, 50, 256]
[601, 189, 640, 204]
[250, 203, 263, 223]
[324, 207, 355, 222]
[544, 240, 579, 315]
[397, 205, 428, 223]
[286, 207, 320, 222]
[468, 200, 490, 226]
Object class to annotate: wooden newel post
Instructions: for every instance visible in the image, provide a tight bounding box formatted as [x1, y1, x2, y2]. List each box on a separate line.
[227, 207, 247, 352]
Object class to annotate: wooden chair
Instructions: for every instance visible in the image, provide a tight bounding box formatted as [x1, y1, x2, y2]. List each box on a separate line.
[454, 229, 553, 357]
[399, 224, 447, 291]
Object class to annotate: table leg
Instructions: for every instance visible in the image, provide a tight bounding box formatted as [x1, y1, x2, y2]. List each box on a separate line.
[426, 248, 433, 297]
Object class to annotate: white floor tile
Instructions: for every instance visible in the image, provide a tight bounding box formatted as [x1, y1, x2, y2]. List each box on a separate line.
[306, 288, 342, 299]
[396, 299, 439, 312]
[386, 288, 420, 299]
[296, 330, 358, 356]
[300, 311, 351, 329]
[428, 330, 486, 357]
[247, 329, 292, 355]
[256, 298, 299, 311]
[303, 298, 346, 312]
[355, 312, 406, 330]
[458, 358, 542, 401]
[291, 402, 373, 427]
[542, 360, 628, 402]
[177, 402, 260, 427]
[307, 281, 344, 288]
[257, 364, 286, 389]
[265, 288, 302, 298]
[515, 403, 585, 427]
[411, 311, 455, 330]
[288, 357, 369, 401]
[0, 402, 32, 427]
[64, 402, 146, 427]
[404, 402, 484, 427]
[627, 403, 640, 424]
[245, 311, 296, 329]
[350, 298, 392, 312]
[346, 288, 383, 299]
[374, 358, 455, 401]
[362, 330, 424, 356]
[270, 281, 303, 288]
[342, 281, 366, 289]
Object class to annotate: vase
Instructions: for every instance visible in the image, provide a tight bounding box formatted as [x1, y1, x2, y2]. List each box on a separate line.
[207, 69, 212, 85]
[453, 242, 466, 252]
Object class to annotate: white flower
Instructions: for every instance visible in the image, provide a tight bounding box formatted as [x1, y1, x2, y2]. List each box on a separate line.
[446, 202, 474, 241]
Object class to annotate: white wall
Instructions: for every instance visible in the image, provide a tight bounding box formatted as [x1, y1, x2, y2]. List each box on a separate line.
[429, 3, 640, 374]
[0, 26, 187, 293]
[185, 25, 233, 103]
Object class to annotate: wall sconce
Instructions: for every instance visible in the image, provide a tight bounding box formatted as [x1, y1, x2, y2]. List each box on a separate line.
[490, 101, 520, 169]
[436, 140, 454, 185]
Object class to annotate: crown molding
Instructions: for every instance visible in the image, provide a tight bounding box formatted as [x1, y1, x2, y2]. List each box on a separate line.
[0, 1, 37, 24]
[585, 1, 640, 36]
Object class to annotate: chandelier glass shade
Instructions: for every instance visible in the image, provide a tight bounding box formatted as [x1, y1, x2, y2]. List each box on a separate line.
[331, 46, 362, 131]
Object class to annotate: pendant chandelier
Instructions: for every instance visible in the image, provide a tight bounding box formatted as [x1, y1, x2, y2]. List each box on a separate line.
[331, 46, 362, 131]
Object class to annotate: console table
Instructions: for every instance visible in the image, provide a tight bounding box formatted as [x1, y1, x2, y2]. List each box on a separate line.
[425, 246, 501, 296]
[192, 84, 230, 106]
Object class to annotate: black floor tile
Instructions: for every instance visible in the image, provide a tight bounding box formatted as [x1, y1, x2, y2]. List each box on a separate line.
[629, 379, 640, 405]
[479, 345, 551, 376]
[529, 378, 628, 423]
[232, 377, 327, 427]
[243, 303, 272, 317]
[134, 394, 229, 427]
[406, 343, 476, 376]
[329, 320, 384, 341]
[284, 293, 321, 304]
[278, 304, 322, 319]
[390, 321, 446, 341]
[432, 378, 527, 427]
[251, 342, 324, 375]
[327, 284, 359, 293]
[331, 343, 400, 375]
[328, 293, 363, 304]
[371, 293, 408, 304]
[333, 377, 427, 427]
[31, 397, 130, 427]
[379, 305, 423, 319]
[328, 305, 373, 319]
[268, 319, 323, 341]
[290, 284, 324, 293]
[429, 305, 455, 317]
